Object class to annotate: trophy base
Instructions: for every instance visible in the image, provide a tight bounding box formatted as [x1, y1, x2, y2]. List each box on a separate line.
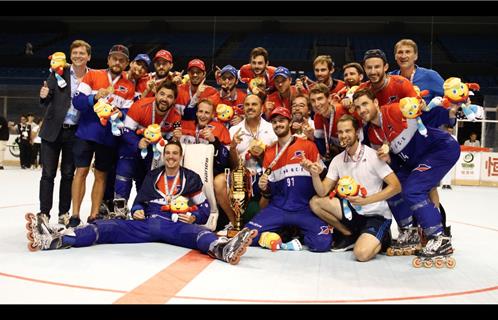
[227, 228, 241, 238]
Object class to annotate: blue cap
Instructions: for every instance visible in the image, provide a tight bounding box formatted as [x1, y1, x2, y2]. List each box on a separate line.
[220, 65, 237, 77]
[133, 53, 151, 69]
[272, 66, 291, 80]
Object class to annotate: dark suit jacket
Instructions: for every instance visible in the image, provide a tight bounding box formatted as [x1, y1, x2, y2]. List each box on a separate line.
[39, 67, 72, 142]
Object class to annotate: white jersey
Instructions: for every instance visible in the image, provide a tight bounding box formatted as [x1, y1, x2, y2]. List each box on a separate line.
[229, 118, 277, 174]
[326, 144, 393, 219]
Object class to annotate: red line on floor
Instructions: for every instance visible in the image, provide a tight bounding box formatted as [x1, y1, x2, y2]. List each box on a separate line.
[113, 250, 214, 304]
[0, 204, 36, 209]
[173, 285, 498, 303]
[447, 219, 498, 232]
[0, 272, 126, 294]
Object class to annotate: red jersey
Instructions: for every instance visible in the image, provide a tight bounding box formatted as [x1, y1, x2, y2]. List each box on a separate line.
[218, 88, 247, 109]
[78, 69, 135, 110]
[359, 75, 417, 105]
[313, 103, 362, 146]
[124, 97, 182, 138]
[179, 120, 231, 145]
[266, 86, 301, 113]
[176, 83, 220, 117]
[238, 64, 276, 92]
[308, 79, 346, 96]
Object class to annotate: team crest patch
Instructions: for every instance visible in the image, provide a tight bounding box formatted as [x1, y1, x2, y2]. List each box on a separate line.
[290, 150, 305, 160]
[387, 96, 397, 104]
[413, 164, 432, 172]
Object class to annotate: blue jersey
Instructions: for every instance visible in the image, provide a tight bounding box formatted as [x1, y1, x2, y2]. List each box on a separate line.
[371, 103, 454, 169]
[389, 66, 444, 104]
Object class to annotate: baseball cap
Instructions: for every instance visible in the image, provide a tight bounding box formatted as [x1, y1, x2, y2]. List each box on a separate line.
[133, 53, 151, 69]
[187, 59, 206, 72]
[220, 65, 237, 77]
[154, 50, 173, 63]
[363, 49, 387, 63]
[108, 44, 129, 59]
[272, 66, 291, 80]
[270, 106, 291, 120]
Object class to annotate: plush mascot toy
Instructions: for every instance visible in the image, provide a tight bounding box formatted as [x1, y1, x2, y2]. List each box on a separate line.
[399, 96, 429, 137]
[258, 232, 303, 252]
[427, 77, 482, 121]
[216, 103, 243, 123]
[48, 52, 69, 88]
[330, 176, 367, 199]
[161, 196, 198, 223]
[136, 123, 167, 160]
[93, 96, 124, 136]
[329, 176, 367, 220]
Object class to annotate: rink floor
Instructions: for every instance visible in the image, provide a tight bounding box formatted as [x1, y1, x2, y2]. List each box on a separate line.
[0, 166, 497, 304]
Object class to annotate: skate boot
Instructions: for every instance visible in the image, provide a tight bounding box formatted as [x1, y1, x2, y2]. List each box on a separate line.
[386, 226, 421, 256]
[36, 213, 50, 233]
[96, 200, 113, 220]
[208, 227, 258, 265]
[412, 233, 455, 268]
[58, 212, 70, 226]
[110, 198, 129, 220]
[25, 213, 70, 251]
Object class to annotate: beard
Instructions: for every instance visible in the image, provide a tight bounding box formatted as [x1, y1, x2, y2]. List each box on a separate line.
[275, 126, 290, 138]
[157, 101, 172, 112]
[110, 65, 123, 76]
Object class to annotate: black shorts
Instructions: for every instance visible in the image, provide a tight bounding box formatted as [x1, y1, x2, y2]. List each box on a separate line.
[339, 198, 392, 242]
[73, 137, 115, 172]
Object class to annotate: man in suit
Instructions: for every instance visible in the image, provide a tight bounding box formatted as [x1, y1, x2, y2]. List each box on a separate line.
[37, 40, 91, 226]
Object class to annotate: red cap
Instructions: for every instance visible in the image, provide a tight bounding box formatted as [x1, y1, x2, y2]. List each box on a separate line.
[187, 59, 206, 72]
[154, 50, 173, 63]
[270, 106, 291, 120]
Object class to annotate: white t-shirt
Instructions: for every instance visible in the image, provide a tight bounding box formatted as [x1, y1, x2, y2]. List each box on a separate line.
[31, 123, 41, 144]
[229, 118, 277, 174]
[326, 144, 393, 219]
[464, 140, 480, 147]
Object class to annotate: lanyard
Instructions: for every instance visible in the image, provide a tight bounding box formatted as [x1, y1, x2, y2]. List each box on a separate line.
[107, 71, 121, 91]
[244, 121, 260, 141]
[323, 107, 335, 157]
[371, 112, 387, 144]
[344, 143, 365, 163]
[265, 135, 296, 175]
[164, 171, 180, 204]
[152, 101, 173, 129]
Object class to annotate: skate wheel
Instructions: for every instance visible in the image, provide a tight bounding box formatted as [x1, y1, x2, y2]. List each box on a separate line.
[412, 257, 422, 268]
[434, 258, 445, 268]
[446, 257, 456, 269]
[229, 255, 241, 265]
[27, 242, 39, 252]
[25, 221, 33, 230]
[423, 259, 433, 268]
[386, 247, 395, 256]
[394, 249, 402, 256]
[26, 232, 34, 241]
[403, 248, 413, 256]
[25, 213, 35, 221]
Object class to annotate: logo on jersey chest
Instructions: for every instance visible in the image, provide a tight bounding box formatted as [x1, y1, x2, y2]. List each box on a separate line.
[117, 85, 128, 94]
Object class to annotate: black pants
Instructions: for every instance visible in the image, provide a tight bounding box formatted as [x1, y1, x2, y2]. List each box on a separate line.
[32, 143, 41, 167]
[19, 140, 32, 168]
[39, 127, 76, 216]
